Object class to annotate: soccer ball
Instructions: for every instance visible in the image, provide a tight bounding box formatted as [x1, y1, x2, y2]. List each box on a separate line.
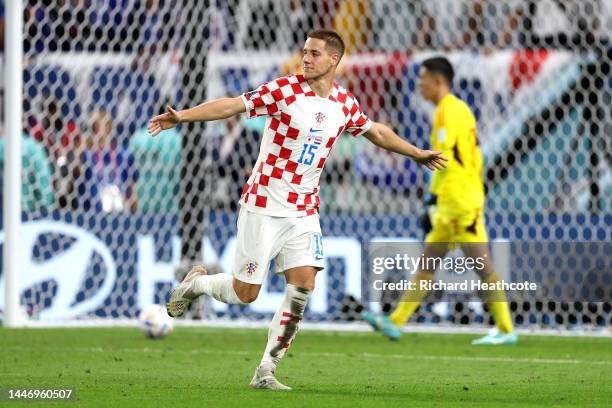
[138, 304, 174, 339]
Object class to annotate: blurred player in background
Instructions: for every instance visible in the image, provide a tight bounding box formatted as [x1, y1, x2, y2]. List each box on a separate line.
[148, 29, 446, 390]
[363, 56, 517, 345]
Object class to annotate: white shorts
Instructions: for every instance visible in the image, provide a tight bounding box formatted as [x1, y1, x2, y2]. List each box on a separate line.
[233, 206, 325, 285]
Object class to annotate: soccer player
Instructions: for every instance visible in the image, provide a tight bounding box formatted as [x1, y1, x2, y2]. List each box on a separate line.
[363, 57, 518, 345]
[148, 29, 447, 390]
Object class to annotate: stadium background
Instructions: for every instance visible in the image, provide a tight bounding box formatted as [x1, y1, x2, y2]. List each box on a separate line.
[0, 0, 610, 329]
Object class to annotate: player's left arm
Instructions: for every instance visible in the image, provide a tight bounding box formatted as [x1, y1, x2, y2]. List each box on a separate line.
[363, 122, 448, 171]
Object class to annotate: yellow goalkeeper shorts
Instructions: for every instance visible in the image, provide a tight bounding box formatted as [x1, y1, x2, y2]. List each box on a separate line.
[425, 207, 488, 244]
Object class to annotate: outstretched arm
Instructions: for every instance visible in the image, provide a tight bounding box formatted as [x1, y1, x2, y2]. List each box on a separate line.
[148, 97, 246, 136]
[363, 122, 447, 171]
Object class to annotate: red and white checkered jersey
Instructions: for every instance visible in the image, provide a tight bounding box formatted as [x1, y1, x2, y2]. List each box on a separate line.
[239, 74, 372, 217]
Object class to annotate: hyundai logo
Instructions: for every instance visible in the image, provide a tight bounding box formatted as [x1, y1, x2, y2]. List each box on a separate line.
[0, 221, 116, 319]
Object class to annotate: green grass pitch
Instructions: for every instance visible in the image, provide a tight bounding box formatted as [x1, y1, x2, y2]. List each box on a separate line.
[1, 327, 610, 407]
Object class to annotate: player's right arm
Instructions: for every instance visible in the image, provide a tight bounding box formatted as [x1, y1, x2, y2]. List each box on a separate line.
[148, 97, 246, 136]
[364, 122, 447, 171]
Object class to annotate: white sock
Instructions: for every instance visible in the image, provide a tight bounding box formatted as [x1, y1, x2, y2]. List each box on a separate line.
[191, 273, 245, 304]
[260, 284, 312, 368]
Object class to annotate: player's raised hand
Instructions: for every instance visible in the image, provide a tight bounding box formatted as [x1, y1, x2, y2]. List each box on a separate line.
[148, 105, 181, 136]
[414, 150, 448, 171]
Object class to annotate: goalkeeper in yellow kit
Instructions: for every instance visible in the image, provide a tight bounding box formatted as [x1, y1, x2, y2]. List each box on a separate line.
[363, 57, 517, 345]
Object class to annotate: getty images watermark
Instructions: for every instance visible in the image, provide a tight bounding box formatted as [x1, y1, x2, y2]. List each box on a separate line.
[371, 250, 536, 292]
[364, 241, 610, 302]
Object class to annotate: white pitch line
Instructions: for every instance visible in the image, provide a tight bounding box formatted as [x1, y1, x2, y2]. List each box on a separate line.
[5, 346, 611, 366]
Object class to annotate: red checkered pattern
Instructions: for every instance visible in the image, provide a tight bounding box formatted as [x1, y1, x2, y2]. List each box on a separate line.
[242, 75, 315, 118]
[239, 75, 372, 217]
[328, 86, 371, 138]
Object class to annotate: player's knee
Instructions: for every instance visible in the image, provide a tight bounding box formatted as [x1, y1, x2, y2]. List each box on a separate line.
[284, 266, 319, 290]
[287, 274, 316, 290]
[232, 279, 260, 304]
[298, 281, 315, 291]
[236, 291, 258, 304]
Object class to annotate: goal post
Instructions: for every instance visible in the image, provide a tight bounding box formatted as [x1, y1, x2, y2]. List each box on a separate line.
[2, 0, 24, 328]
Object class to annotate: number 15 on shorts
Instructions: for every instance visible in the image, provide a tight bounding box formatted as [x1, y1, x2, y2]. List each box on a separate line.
[311, 233, 324, 260]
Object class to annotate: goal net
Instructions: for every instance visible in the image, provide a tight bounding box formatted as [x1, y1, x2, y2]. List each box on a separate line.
[1, 0, 610, 330]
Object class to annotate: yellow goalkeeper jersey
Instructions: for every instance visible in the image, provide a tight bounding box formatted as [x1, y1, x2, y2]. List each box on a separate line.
[429, 94, 485, 213]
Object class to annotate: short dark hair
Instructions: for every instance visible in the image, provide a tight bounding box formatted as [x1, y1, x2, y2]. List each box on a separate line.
[307, 29, 345, 60]
[422, 57, 454, 87]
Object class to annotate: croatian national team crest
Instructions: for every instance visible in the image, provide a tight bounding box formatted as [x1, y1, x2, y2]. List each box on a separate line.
[244, 262, 258, 277]
[313, 112, 327, 128]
